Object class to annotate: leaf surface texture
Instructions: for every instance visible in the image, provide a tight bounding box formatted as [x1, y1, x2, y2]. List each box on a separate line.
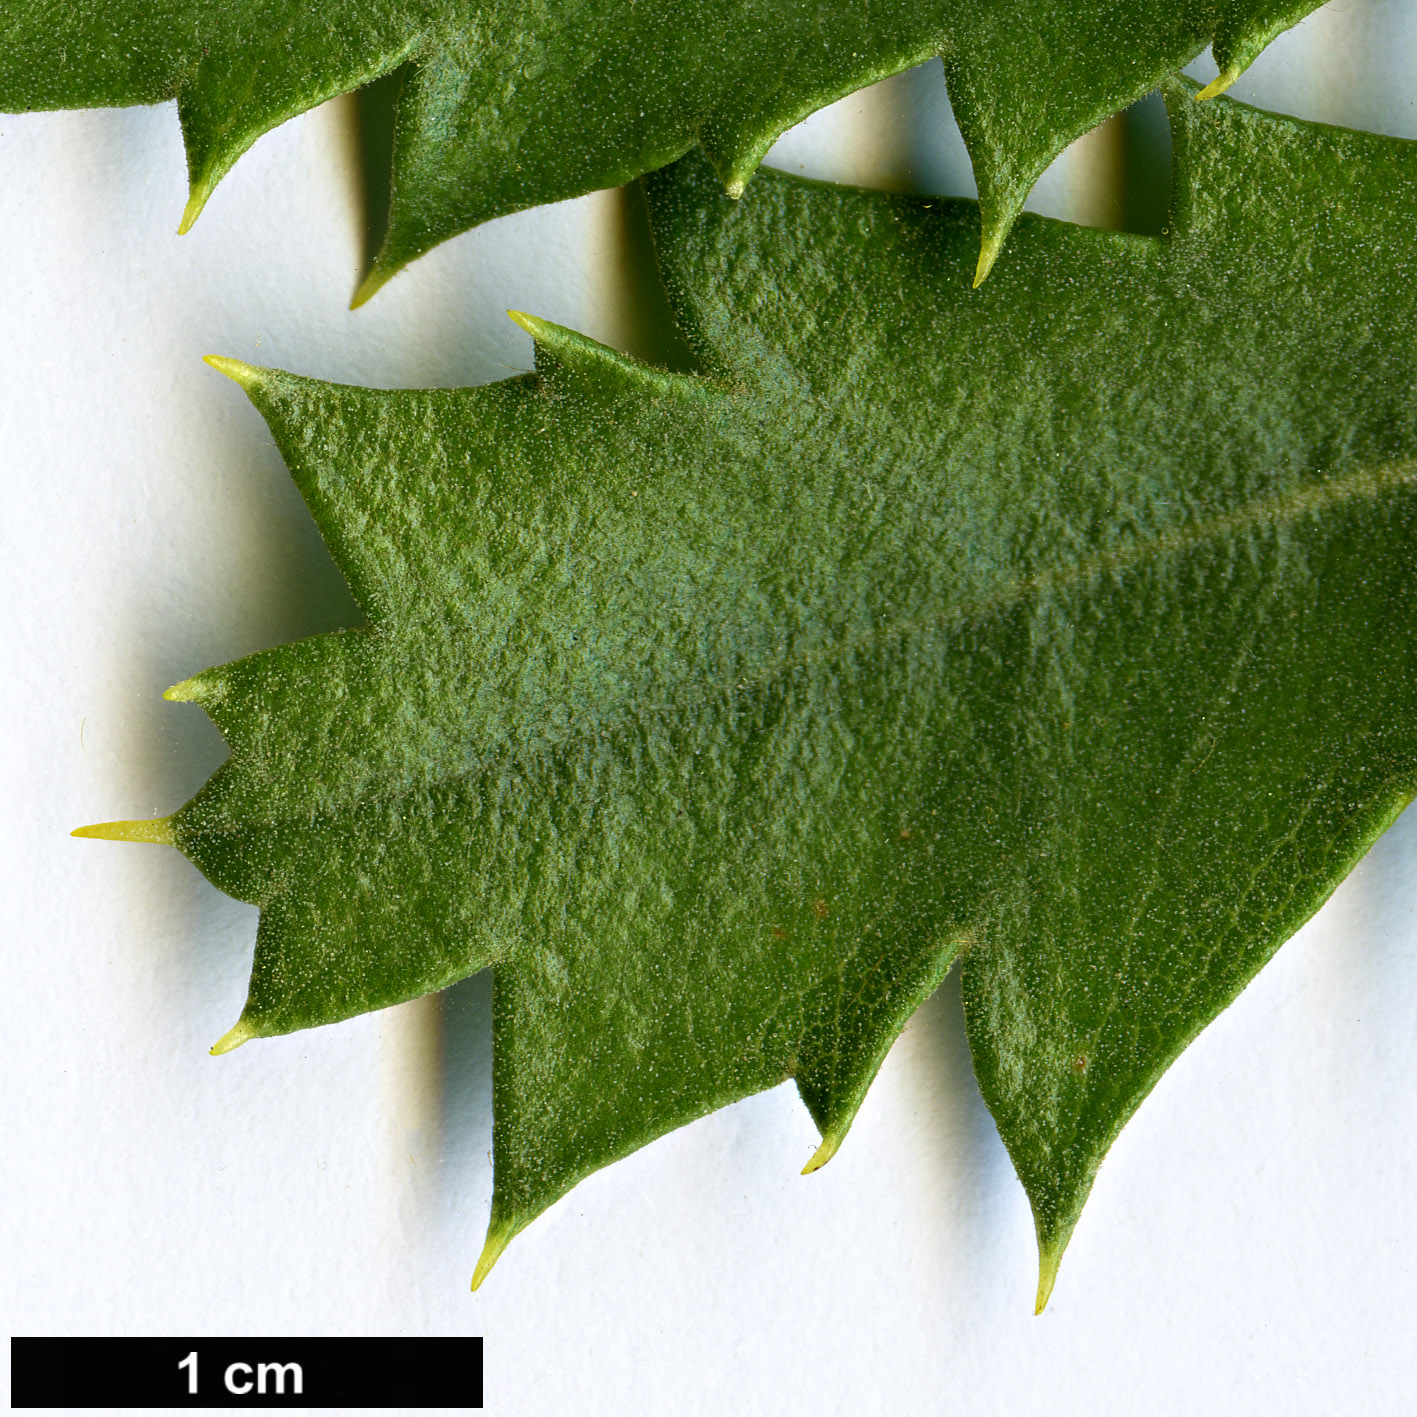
[88, 87, 1417, 1296]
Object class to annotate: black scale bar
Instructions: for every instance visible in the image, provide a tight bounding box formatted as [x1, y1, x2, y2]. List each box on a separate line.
[9, 1337, 482, 1409]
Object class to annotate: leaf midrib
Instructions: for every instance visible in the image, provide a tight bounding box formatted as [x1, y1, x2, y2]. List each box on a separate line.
[187, 454, 1417, 839]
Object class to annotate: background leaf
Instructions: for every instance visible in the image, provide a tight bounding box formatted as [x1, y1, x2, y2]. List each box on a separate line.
[2, 0, 1328, 293]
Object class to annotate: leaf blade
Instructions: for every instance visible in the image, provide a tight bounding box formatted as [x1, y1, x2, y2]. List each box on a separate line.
[109, 85, 1417, 1293]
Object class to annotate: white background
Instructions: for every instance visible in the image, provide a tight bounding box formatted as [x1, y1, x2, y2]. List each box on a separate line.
[2, 3, 1414, 1413]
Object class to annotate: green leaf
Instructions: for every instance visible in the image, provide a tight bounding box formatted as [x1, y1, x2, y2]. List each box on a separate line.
[2, 0, 1325, 294]
[77, 85, 1417, 1302]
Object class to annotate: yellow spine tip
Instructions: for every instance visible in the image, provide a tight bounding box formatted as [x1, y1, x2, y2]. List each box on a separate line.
[210, 1020, 258, 1056]
[801, 1132, 842, 1175]
[71, 816, 175, 845]
[972, 235, 1002, 290]
[725, 179, 745, 200]
[1195, 69, 1240, 102]
[471, 1220, 518, 1290]
[505, 309, 546, 339]
[203, 355, 262, 391]
[162, 677, 200, 703]
[177, 180, 212, 236]
[1034, 1244, 1064, 1314]
[350, 266, 393, 310]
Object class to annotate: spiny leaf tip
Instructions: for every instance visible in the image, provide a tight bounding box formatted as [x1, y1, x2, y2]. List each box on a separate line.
[471, 1220, 519, 1290]
[1035, 1240, 1065, 1314]
[210, 1020, 258, 1056]
[203, 355, 263, 391]
[177, 170, 218, 235]
[973, 233, 1004, 290]
[801, 1132, 843, 1175]
[506, 309, 551, 339]
[350, 265, 394, 310]
[505, 310, 602, 364]
[1195, 68, 1241, 102]
[162, 678, 199, 703]
[71, 816, 175, 845]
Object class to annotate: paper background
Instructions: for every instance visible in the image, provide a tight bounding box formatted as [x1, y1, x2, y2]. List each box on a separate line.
[2, 4, 1413, 1412]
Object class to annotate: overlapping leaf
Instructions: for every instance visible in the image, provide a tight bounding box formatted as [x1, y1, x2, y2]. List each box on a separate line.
[3, 0, 1325, 295]
[79, 86, 1417, 1300]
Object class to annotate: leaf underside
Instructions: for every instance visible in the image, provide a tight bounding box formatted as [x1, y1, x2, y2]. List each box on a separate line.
[1, 0, 1325, 295]
[81, 85, 1417, 1301]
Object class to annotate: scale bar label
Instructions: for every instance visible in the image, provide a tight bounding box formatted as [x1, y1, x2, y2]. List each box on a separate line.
[10, 1337, 483, 1409]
